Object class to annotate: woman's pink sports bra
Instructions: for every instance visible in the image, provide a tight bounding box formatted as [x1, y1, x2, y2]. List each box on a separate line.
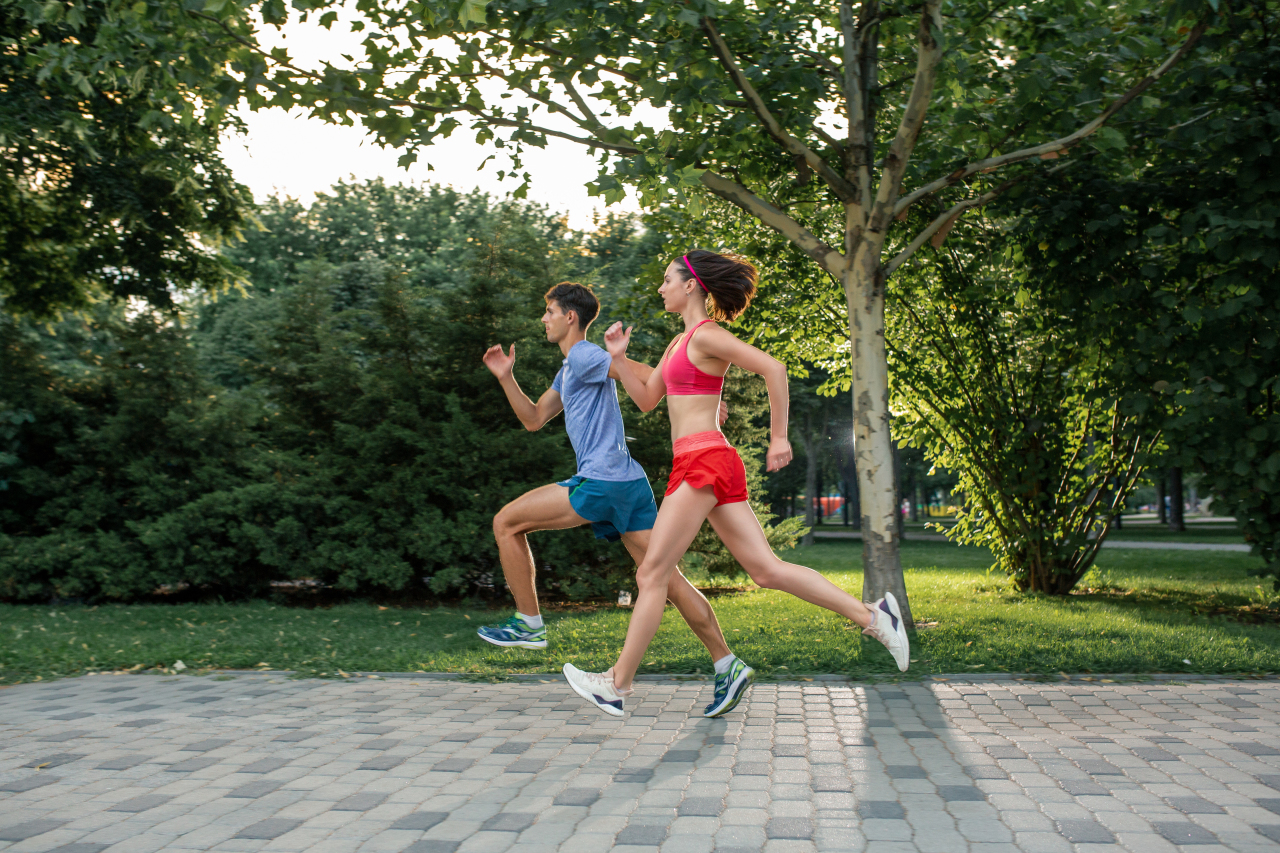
[661, 319, 726, 395]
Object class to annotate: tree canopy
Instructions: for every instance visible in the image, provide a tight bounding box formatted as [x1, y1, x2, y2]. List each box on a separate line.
[0, 0, 254, 319]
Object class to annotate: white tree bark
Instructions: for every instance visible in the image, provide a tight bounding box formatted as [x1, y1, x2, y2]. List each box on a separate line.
[845, 244, 911, 621]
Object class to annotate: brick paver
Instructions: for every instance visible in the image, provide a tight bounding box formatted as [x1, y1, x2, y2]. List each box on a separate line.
[2, 674, 1279, 851]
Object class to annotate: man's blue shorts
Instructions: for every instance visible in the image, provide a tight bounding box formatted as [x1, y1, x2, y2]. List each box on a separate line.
[557, 475, 658, 542]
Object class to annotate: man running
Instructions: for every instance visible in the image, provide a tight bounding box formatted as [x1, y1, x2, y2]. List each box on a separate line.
[478, 282, 753, 717]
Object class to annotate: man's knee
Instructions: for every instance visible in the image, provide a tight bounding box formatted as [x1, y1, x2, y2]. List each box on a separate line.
[493, 504, 526, 538]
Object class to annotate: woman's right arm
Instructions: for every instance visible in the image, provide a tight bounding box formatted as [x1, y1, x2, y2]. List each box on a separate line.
[604, 322, 667, 411]
[697, 327, 793, 471]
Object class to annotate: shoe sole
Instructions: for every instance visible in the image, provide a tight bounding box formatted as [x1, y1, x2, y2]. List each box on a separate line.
[704, 668, 754, 718]
[883, 592, 910, 672]
[562, 664, 625, 717]
[477, 632, 547, 649]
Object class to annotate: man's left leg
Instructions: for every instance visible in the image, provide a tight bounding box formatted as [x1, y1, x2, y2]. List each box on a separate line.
[480, 483, 588, 649]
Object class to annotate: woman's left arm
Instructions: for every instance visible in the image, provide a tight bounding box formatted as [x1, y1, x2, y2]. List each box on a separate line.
[701, 328, 793, 471]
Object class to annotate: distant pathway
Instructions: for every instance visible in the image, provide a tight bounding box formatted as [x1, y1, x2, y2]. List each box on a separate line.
[2, 674, 1280, 851]
[811, 529, 1251, 552]
[1100, 540, 1252, 552]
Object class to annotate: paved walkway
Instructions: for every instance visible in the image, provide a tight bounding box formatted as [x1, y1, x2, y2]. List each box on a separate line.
[3, 674, 1280, 852]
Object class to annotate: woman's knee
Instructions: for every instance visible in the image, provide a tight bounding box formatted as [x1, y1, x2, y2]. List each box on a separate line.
[745, 558, 786, 590]
[635, 561, 672, 593]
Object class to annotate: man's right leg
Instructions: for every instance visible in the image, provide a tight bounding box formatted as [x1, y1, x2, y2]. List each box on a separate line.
[481, 483, 588, 648]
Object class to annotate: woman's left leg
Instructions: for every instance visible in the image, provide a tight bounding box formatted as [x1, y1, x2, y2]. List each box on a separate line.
[611, 483, 720, 689]
[561, 483, 718, 716]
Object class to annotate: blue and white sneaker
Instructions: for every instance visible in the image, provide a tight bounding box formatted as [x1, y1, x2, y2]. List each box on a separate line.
[477, 614, 547, 649]
[863, 592, 910, 671]
[703, 658, 754, 717]
[562, 663, 628, 717]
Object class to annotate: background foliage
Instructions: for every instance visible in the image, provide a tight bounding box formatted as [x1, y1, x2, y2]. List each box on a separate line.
[1007, 2, 1280, 578]
[0, 180, 798, 603]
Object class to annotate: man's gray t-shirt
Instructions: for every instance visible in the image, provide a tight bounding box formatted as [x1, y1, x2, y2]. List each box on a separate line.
[551, 341, 645, 482]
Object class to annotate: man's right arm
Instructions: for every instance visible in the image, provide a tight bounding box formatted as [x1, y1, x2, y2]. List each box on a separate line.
[483, 343, 563, 430]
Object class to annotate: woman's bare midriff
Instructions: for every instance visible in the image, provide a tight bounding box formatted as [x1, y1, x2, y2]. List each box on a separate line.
[667, 394, 723, 442]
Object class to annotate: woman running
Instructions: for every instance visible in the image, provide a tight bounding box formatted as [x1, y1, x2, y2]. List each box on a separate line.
[562, 249, 910, 717]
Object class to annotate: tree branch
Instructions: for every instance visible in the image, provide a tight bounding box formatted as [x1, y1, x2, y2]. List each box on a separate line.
[558, 77, 604, 130]
[700, 171, 844, 274]
[886, 177, 1017, 274]
[535, 41, 641, 83]
[188, 9, 319, 81]
[701, 17, 858, 203]
[812, 124, 846, 155]
[841, 0, 872, 215]
[893, 18, 1210, 218]
[472, 114, 641, 155]
[867, 1, 944, 237]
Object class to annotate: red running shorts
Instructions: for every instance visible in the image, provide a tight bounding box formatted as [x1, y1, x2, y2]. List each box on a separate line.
[665, 430, 749, 506]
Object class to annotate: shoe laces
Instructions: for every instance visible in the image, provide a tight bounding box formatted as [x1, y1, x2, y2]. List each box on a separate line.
[591, 668, 633, 697]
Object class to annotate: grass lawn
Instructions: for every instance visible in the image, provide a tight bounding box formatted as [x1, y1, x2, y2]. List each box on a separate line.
[2, 540, 1277, 686]
[1103, 523, 1248, 545]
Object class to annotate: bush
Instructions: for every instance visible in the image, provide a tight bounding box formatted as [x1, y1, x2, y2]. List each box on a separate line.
[0, 192, 635, 601]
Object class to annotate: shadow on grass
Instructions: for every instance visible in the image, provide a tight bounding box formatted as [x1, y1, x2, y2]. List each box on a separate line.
[1067, 585, 1280, 625]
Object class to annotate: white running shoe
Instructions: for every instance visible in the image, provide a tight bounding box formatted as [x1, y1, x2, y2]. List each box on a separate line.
[863, 592, 910, 671]
[562, 663, 628, 717]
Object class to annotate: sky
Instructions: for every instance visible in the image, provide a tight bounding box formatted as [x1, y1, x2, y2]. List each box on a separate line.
[218, 11, 643, 230]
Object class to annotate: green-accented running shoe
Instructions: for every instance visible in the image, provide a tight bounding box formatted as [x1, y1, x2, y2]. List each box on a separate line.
[477, 614, 547, 649]
[703, 658, 755, 717]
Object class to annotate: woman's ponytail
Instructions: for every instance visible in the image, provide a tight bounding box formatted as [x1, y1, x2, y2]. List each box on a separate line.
[677, 249, 759, 321]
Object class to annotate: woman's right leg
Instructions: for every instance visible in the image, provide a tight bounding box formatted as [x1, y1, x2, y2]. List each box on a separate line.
[706, 500, 910, 670]
[611, 483, 720, 690]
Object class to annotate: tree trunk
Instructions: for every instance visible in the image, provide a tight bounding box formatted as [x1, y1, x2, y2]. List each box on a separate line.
[801, 420, 817, 547]
[910, 482, 921, 523]
[1168, 466, 1185, 533]
[1156, 473, 1167, 525]
[844, 256, 912, 626]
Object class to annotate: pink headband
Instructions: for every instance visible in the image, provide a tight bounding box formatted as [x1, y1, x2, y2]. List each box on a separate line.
[682, 255, 709, 293]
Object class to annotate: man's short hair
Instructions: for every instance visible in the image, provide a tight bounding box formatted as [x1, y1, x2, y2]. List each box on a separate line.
[544, 282, 600, 329]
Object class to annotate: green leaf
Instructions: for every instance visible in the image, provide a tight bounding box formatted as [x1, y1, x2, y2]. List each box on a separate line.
[1091, 126, 1126, 151]
[458, 0, 489, 25]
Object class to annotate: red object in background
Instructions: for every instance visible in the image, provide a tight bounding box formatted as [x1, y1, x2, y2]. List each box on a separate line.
[816, 496, 844, 515]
